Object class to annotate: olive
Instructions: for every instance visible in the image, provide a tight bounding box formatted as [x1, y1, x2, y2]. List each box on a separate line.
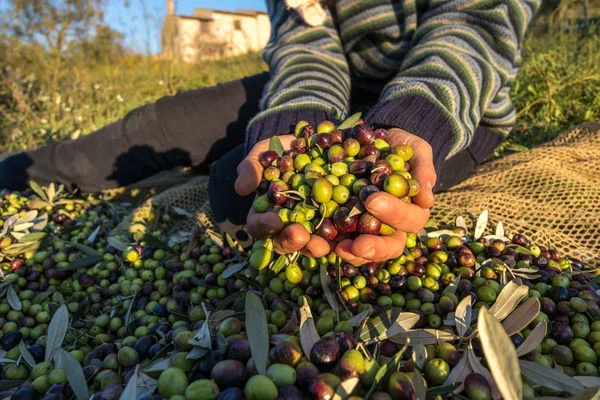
[464, 373, 492, 400]
[310, 336, 340, 372]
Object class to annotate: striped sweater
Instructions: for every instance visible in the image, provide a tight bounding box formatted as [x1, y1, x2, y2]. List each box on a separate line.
[245, 0, 541, 172]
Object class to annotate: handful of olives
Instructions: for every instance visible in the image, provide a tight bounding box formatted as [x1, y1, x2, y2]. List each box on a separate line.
[253, 119, 420, 244]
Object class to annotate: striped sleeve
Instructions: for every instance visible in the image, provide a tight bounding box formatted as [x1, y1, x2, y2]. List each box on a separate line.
[365, 0, 541, 171]
[244, 0, 351, 153]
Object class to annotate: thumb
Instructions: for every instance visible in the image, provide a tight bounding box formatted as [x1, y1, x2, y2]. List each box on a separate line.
[234, 135, 297, 196]
[235, 158, 263, 196]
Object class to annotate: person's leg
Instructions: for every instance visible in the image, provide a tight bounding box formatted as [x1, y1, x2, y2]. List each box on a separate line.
[0, 72, 270, 192]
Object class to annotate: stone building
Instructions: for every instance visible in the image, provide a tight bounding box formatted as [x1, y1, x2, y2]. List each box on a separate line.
[161, 1, 270, 62]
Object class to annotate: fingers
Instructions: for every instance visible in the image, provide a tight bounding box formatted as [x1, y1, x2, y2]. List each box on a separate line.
[301, 235, 332, 258]
[387, 128, 437, 209]
[235, 135, 296, 196]
[273, 223, 311, 254]
[334, 239, 372, 265]
[365, 192, 430, 232]
[246, 209, 284, 239]
[349, 231, 407, 262]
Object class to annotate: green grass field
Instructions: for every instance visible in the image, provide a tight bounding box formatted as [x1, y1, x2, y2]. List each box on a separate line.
[1, 29, 599, 159]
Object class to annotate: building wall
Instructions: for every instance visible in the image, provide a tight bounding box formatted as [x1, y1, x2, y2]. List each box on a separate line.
[162, 10, 271, 62]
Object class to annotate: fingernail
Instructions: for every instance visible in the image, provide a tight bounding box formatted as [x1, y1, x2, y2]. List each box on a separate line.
[366, 195, 388, 212]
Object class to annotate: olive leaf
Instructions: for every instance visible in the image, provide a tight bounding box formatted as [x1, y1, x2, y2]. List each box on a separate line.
[488, 279, 528, 321]
[245, 291, 269, 376]
[474, 210, 488, 239]
[57, 348, 89, 400]
[365, 344, 407, 399]
[389, 329, 456, 345]
[519, 360, 584, 394]
[18, 341, 35, 369]
[427, 229, 458, 239]
[299, 297, 320, 358]
[281, 311, 299, 334]
[0, 380, 25, 391]
[516, 321, 547, 357]
[124, 293, 137, 332]
[233, 274, 264, 293]
[348, 202, 366, 218]
[411, 369, 427, 400]
[320, 264, 339, 319]
[45, 304, 69, 361]
[501, 297, 540, 336]
[495, 221, 505, 237]
[65, 255, 103, 271]
[478, 307, 521, 400]
[331, 377, 360, 400]
[573, 376, 600, 388]
[221, 261, 248, 279]
[186, 346, 209, 360]
[206, 229, 225, 248]
[7, 285, 22, 311]
[360, 309, 419, 344]
[271, 254, 290, 275]
[31, 290, 53, 305]
[121, 365, 139, 399]
[506, 244, 534, 255]
[454, 295, 472, 337]
[29, 180, 48, 200]
[144, 356, 172, 373]
[426, 382, 463, 396]
[0, 358, 17, 364]
[444, 350, 472, 392]
[444, 309, 479, 327]
[69, 242, 101, 256]
[466, 345, 501, 399]
[442, 275, 461, 295]
[107, 237, 129, 251]
[18, 232, 47, 243]
[337, 112, 362, 130]
[347, 309, 370, 327]
[142, 233, 171, 251]
[269, 136, 285, 157]
[411, 341, 427, 370]
[83, 224, 100, 243]
[455, 216, 468, 233]
[567, 387, 600, 400]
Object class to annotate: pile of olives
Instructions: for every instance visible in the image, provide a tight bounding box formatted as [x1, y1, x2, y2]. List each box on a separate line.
[0, 151, 598, 399]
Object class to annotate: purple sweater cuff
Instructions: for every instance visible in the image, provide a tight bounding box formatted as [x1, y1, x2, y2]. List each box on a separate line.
[365, 96, 456, 174]
[245, 109, 330, 155]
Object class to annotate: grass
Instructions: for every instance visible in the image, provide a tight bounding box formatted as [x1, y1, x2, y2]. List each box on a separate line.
[1, 27, 599, 158]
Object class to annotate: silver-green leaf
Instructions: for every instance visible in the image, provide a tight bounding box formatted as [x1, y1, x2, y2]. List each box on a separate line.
[519, 360, 584, 394]
[269, 135, 285, 157]
[478, 307, 521, 400]
[336, 112, 362, 130]
[57, 348, 89, 400]
[7, 285, 22, 311]
[245, 291, 269, 376]
[18, 341, 35, 369]
[45, 304, 69, 362]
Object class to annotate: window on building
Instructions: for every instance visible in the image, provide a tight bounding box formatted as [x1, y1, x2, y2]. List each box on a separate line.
[234, 20, 241, 30]
[200, 20, 210, 34]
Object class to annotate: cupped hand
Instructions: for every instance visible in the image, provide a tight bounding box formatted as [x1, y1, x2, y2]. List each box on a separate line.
[335, 128, 436, 264]
[235, 135, 331, 258]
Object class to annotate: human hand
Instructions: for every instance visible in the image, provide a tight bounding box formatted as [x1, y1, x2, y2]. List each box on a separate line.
[235, 135, 331, 257]
[334, 128, 436, 264]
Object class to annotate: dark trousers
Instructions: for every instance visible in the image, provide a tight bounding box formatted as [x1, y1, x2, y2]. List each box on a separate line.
[0, 72, 503, 229]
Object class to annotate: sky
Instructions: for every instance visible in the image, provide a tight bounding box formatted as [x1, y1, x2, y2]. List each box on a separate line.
[103, 0, 267, 54]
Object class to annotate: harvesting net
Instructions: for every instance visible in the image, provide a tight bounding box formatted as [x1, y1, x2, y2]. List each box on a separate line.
[109, 122, 600, 266]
